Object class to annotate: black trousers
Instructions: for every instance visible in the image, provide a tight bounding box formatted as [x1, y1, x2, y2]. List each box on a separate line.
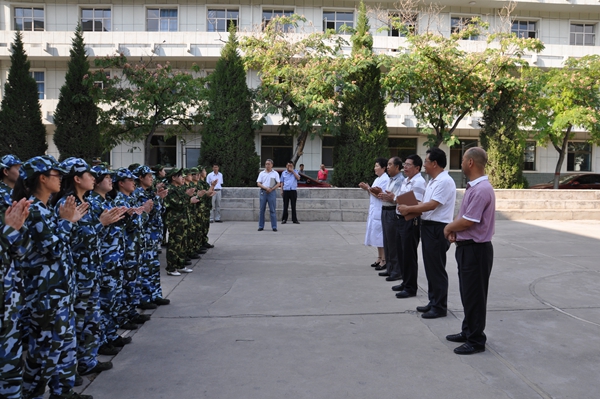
[456, 241, 493, 347]
[421, 222, 450, 313]
[398, 216, 420, 294]
[382, 209, 402, 279]
[282, 190, 298, 222]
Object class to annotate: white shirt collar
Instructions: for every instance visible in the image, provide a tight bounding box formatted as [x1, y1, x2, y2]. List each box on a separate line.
[467, 175, 489, 187]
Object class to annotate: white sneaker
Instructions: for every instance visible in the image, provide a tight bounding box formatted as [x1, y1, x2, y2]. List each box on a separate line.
[177, 267, 193, 273]
[167, 270, 181, 276]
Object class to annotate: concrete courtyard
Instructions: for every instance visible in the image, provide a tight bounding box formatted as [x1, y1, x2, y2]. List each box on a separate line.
[80, 220, 600, 399]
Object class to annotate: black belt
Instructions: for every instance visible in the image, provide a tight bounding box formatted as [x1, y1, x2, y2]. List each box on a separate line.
[214, 189, 221, 191]
[456, 239, 489, 247]
[421, 220, 446, 226]
[382, 206, 396, 210]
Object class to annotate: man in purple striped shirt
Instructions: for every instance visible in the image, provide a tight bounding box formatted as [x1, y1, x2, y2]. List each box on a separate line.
[443, 147, 495, 355]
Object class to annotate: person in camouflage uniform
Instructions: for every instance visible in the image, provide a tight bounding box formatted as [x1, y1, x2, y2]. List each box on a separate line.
[53, 158, 125, 377]
[0, 155, 23, 212]
[88, 166, 131, 355]
[0, 171, 32, 399]
[164, 168, 199, 276]
[111, 168, 152, 328]
[190, 168, 210, 254]
[12, 155, 91, 399]
[132, 165, 170, 308]
[198, 166, 217, 249]
[182, 169, 201, 261]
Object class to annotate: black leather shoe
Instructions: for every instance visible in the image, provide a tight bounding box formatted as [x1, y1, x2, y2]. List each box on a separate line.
[154, 297, 171, 306]
[421, 310, 447, 319]
[416, 304, 431, 313]
[391, 284, 405, 291]
[454, 343, 485, 355]
[74, 373, 83, 387]
[190, 254, 201, 259]
[111, 336, 132, 347]
[282, 220, 287, 224]
[446, 333, 467, 343]
[386, 276, 401, 282]
[98, 343, 121, 356]
[120, 322, 138, 330]
[203, 243, 214, 249]
[258, 228, 263, 231]
[79, 361, 113, 376]
[371, 261, 380, 268]
[139, 302, 157, 310]
[378, 272, 390, 277]
[395, 290, 416, 298]
[184, 260, 192, 265]
[293, 221, 300, 224]
[374, 264, 387, 271]
[273, 228, 277, 232]
[131, 314, 151, 324]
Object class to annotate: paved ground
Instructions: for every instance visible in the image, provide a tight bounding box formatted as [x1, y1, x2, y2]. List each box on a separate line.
[80, 220, 600, 399]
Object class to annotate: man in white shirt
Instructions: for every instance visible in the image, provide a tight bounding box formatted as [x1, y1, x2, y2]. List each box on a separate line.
[206, 164, 223, 223]
[393, 154, 427, 299]
[398, 148, 456, 319]
[256, 159, 281, 232]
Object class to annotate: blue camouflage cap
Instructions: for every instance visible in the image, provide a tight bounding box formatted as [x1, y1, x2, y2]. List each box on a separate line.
[112, 167, 135, 182]
[20, 155, 68, 181]
[91, 165, 111, 178]
[0, 161, 6, 169]
[133, 165, 155, 179]
[1, 154, 23, 168]
[60, 157, 92, 176]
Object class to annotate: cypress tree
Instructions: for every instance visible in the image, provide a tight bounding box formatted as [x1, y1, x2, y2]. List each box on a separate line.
[0, 31, 47, 159]
[332, 1, 389, 187]
[200, 24, 259, 187]
[53, 24, 101, 162]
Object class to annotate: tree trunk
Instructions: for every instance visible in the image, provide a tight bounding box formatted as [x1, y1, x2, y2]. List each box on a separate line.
[552, 126, 571, 189]
[144, 126, 158, 166]
[291, 129, 309, 166]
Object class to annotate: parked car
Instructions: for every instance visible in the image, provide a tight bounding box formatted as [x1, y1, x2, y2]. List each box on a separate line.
[275, 170, 332, 188]
[529, 174, 600, 189]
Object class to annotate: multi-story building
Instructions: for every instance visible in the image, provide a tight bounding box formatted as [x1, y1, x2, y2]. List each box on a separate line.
[0, 0, 599, 185]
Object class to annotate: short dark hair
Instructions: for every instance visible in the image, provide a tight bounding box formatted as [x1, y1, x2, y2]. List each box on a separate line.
[287, 160, 295, 166]
[426, 148, 447, 169]
[375, 157, 388, 171]
[405, 154, 423, 171]
[390, 156, 402, 168]
[299, 164, 304, 167]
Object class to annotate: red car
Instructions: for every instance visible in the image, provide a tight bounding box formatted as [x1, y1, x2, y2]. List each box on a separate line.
[529, 174, 600, 189]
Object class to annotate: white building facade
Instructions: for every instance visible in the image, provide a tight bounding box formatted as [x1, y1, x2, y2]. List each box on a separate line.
[0, 0, 599, 186]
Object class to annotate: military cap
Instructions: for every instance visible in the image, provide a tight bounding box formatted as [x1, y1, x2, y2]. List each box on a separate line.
[189, 167, 199, 174]
[20, 155, 68, 181]
[60, 157, 92, 176]
[91, 165, 111, 177]
[1, 154, 23, 168]
[112, 167, 135, 182]
[133, 165, 155, 179]
[152, 164, 164, 172]
[166, 167, 183, 179]
[128, 163, 140, 172]
[0, 161, 6, 169]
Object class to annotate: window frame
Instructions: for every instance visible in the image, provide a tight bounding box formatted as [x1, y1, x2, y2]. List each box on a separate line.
[80, 6, 112, 32]
[149, 135, 178, 167]
[207, 7, 240, 32]
[388, 12, 417, 37]
[321, 136, 335, 168]
[567, 141, 592, 172]
[388, 138, 417, 161]
[450, 14, 481, 40]
[569, 21, 597, 46]
[262, 8, 295, 32]
[511, 18, 539, 39]
[146, 6, 179, 32]
[260, 135, 294, 168]
[449, 139, 478, 170]
[30, 70, 45, 100]
[322, 9, 355, 34]
[13, 6, 45, 31]
[523, 141, 536, 171]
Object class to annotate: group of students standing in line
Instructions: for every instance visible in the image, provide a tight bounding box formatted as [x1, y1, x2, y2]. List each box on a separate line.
[361, 147, 496, 355]
[0, 154, 217, 399]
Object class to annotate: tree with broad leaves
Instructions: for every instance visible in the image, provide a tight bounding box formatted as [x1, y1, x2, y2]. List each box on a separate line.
[240, 14, 349, 166]
[53, 24, 102, 162]
[0, 31, 47, 159]
[90, 55, 207, 166]
[529, 55, 600, 189]
[333, 1, 389, 187]
[200, 24, 260, 187]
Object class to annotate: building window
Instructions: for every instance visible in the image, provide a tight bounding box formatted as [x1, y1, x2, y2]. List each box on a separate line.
[450, 139, 478, 169]
[81, 8, 111, 32]
[388, 138, 417, 160]
[511, 20, 536, 39]
[14, 7, 44, 31]
[567, 142, 591, 172]
[261, 136, 293, 167]
[322, 136, 335, 167]
[185, 148, 201, 169]
[523, 141, 536, 171]
[30, 71, 44, 100]
[147, 8, 178, 32]
[323, 11, 354, 33]
[570, 23, 596, 46]
[207, 9, 239, 32]
[263, 9, 294, 32]
[388, 12, 417, 37]
[451, 16, 479, 40]
[150, 135, 177, 167]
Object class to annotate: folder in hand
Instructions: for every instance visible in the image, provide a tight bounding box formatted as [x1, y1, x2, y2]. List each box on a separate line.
[395, 191, 422, 220]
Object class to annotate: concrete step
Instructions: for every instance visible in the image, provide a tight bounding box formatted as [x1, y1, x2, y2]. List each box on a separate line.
[496, 199, 600, 210]
[497, 209, 600, 220]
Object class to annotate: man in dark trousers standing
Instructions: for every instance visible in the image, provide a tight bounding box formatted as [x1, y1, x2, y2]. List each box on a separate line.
[443, 147, 495, 355]
[280, 161, 300, 224]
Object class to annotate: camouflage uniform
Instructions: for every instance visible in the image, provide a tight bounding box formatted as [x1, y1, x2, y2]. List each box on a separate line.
[0, 204, 31, 399]
[183, 171, 197, 258]
[0, 155, 22, 213]
[16, 156, 78, 399]
[197, 176, 212, 248]
[164, 169, 189, 272]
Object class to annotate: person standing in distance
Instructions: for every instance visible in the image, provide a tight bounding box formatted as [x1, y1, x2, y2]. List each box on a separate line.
[443, 147, 495, 355]
[280, 161, 300, 224]
[317, 164, 329, 183]
[398, 148, 456, 319]
[256, 159, 280, 232]
[206, 164, 223, 223]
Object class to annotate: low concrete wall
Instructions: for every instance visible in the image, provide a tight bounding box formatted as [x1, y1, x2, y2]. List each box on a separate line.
[219, 188, 600, 222]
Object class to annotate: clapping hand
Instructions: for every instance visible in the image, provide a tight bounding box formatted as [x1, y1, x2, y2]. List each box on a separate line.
[4, 198, 32, 230]
[157, 187, 168, 199]
[185, 188, 196, 197]
[99, 207, 127, 226]
[60, 196, 87, 223]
